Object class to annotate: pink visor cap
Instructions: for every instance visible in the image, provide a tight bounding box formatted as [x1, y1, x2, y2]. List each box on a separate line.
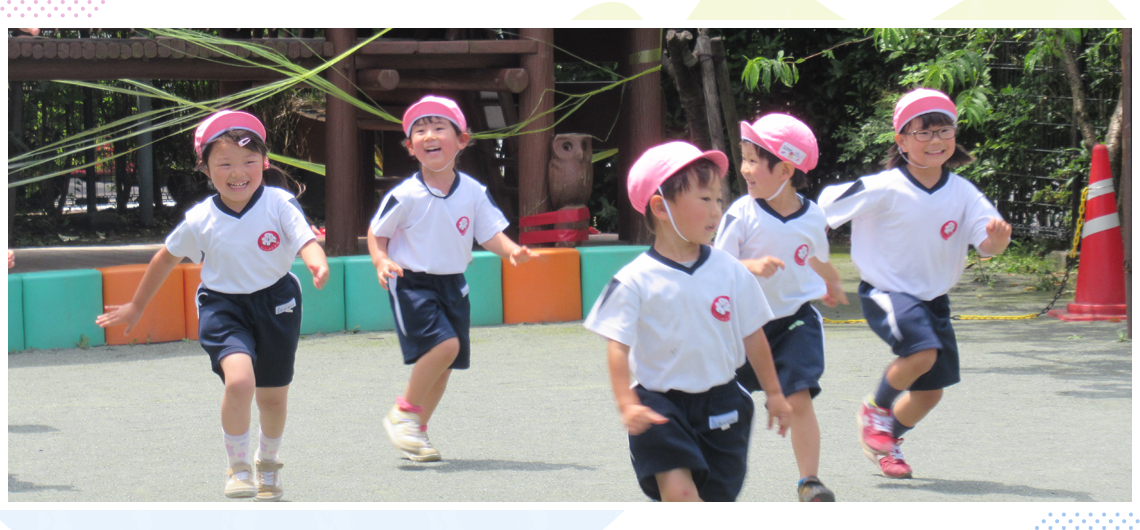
[893, 88, 957, 133]
[739, 113, 819, 172]
[627, 141, 729, 215]
[194, 110, 266, 157]
[402, 96, 467, 137]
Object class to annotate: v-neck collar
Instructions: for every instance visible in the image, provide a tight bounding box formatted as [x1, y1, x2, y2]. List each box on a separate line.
[756, 194, 809, 224]
[416, 172, 461, 199]
[899, 166, 949, 195]
[212, 184, 264, 219]
[647, 245, 711, 275]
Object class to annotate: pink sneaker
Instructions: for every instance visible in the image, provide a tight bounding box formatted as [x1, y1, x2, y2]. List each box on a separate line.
[877, 442, 913, 479]
[857, 396, 899, 455]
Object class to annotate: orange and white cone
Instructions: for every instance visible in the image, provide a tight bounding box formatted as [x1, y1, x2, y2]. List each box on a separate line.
[1049, 144, 1127, 321]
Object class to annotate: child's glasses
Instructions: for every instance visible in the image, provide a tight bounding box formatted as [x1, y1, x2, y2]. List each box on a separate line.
[906, 126, 957, 142]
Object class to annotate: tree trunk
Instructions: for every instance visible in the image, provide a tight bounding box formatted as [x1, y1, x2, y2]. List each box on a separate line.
[695, 30, 730, 204]
[711, 36, 743, 194]
[1121, 28, 1132, 338]
[663, 30, 711, 150]
[1056, 36, 1099, 150]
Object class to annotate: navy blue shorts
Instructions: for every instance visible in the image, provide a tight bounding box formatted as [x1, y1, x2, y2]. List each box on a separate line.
[629, 380, 754, 502]
[387, 271, 471, 369]
[196, 273, 303, 388]
[736, 302, 825, 398]
[858, 281, 959, 391]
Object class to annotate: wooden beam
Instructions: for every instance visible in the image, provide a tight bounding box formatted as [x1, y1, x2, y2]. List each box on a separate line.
[357, 119, 404, 132]
[6, 58, 328, 81]
[356, 69, 401, 91]
[324, 28, 365, 257]
[360, 68, 529, 93]
[354, 54, 519, 71]
[618, 28, 663, 245]
[518, 29, 555, 226]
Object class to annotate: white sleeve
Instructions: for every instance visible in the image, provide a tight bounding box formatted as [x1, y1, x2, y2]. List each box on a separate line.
[817, 178, 883, 229]
[808, 207, 831, 263]
[582, 276, 640, 348]
[473, 187, 510, 245]
[713, 207, 746, 259]
[280, 194, 317, 256]
[370, 190, 409, 239]
[733, 263, 773, 337]
[965, 188, 1003, 255]
[165, 218, 202, 264]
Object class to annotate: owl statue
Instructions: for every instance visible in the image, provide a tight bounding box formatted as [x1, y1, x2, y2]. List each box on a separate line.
[547, 134, 594, 212]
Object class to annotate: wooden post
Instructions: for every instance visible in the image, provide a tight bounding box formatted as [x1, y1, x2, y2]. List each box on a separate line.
[662, 30, 710, 150]
[618, 28, 663, 245]
[325, 28, 364, 256]
[518, 28, 555, 227]
[1122, 28, 1132, 338]
[695, 30, 732, 205]
[712, 37, 742, 189]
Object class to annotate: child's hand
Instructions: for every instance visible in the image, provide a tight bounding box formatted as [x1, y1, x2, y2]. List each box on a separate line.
[620, 403, 669, 436]
[765, 394, 792, 437]
[509, 245, 534, 266]
[7, 249, 13, 269]
[96, 302, 144, 335]
[309, 263, 329, 290]
[375, 258, 404, 290]
[987, 217, 1012, 244]
[820, 281, 849, 308]
[747, 256, 786, 278]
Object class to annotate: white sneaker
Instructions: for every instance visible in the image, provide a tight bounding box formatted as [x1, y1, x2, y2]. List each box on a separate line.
[224, 462, 257, 498]
[255, 459, 284, 502]
[383, 404, 441, 462]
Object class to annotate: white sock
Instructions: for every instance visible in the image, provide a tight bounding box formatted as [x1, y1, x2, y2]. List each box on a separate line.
[257, 428, 283, 463]
[223, 429, 251, 469]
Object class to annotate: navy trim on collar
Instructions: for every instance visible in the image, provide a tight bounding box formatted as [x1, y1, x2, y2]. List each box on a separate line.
[416, 172, 461, 199]
[647, 245, 711, 275]
[212, 184, 265, 219]
[756, 194, 809, 223]
[899, 166, 950, 194]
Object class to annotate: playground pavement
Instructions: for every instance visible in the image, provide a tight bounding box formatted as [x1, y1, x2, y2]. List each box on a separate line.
[6, 250, 1132, 502]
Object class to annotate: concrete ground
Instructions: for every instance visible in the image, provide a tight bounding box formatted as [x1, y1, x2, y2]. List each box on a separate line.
[7, 253, 1131, 502]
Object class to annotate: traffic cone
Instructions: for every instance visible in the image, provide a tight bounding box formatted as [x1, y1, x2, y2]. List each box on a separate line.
[1049, 144, 1127, 321]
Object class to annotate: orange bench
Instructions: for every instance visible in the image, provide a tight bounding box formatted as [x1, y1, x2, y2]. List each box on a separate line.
[502, 248, 582, 324]
[179, 263, 203, 340]
[98, 263, 186, 345]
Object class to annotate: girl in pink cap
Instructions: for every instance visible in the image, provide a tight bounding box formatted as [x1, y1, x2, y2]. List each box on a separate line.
[97, 110, 329, 501]
[368, 95, 532, 463]
[818, 88, 1011, 480]
[584, 141, 791, 502]
[714, 113, 846, 501]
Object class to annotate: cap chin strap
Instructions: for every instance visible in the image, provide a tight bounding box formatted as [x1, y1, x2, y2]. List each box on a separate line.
[899, 151, 931, 169]
[766, 180, 789, 201]
[422, 149, 461, 174]
[657, 187, 691, 244]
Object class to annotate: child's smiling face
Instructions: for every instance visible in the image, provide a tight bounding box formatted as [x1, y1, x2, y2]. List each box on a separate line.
[657, 172, 725, 245]
[740, 142, 793, 200]
[405, 116, 469, 174]
[896, 116, 957, 170]
[203, 140, 264, 212]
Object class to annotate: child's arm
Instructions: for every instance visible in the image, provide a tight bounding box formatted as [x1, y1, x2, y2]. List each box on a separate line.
[298, 239, 329, 290]
[481, 232, 533, 267]
[976, 217, 1012, 256]
[366, 232, 403, 290]
[808, 257, 849, 307]
[743, 328, 792, 437]
[95, 248, 182, 334]
[738, 256, 785, 278]
[607, 339, 668, 435]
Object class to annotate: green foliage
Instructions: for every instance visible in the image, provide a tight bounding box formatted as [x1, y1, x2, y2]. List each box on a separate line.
[740, 50, 799, 93]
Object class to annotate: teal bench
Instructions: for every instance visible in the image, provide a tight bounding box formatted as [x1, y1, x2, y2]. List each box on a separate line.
[9, 273, 24, 352]
[291, 257, 345, 335]
[21, 269, 106, 350]
[578, 245, 650, 316]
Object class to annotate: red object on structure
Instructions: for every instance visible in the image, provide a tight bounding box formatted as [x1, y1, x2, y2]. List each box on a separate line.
[519, 206, 590, 245]
[1049, 144, 1128, 321]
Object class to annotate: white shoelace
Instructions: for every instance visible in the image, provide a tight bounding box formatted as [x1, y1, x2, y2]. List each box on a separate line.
[260, 469, 277, 486]
[869, 409, 893, 433]
[232, 470, 251, 482]
[888, 445, 906, 460]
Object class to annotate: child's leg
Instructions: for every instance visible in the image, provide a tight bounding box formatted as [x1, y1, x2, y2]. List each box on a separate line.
[892, 388, 942, 430]
[255, 386, 289, 461]
[655, 468, 702, 502]
[418, 369, 452, 426]
[787, 389, 820, 479]
[220, 353, 256, 436]
[883, 348, 938, 392]
[403, 337, 459, 411]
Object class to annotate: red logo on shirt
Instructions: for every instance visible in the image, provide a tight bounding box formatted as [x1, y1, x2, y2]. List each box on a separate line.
[456, 216, 470, 235]
[711, 296, 732, 322]
[258, 231, 281, 251]
[940, 220, 958, 240]
[794, 244, 809, 266]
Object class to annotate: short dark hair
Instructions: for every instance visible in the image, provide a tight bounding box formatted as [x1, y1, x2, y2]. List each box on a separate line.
[404, 116, 468, 168]
[740, 141, 808, 190]
[643, 158, 722, 234]
[885, 112, 975, 170]
[197, 130, 305, 198]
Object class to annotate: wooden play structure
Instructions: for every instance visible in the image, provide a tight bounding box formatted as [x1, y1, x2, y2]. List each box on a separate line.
[8, 28, 665, 253]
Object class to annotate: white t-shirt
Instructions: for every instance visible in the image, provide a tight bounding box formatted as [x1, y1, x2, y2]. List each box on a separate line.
[714, 194, 830, 319]
[166, 185, 315, 294]
[817, 167, 1002, 301]
[370, 172, 509, 274]
[583, 245, 773, 394]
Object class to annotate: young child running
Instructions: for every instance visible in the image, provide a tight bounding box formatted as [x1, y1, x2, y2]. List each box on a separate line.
[369, 95, 532, 462]
[713, 113, 847, 502]
[96, 110, 329, 501]
[584, 141, 792, 502]
[817, 88, 1011, 479]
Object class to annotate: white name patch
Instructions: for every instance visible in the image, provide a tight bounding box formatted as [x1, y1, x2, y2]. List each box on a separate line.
[709, 410, 739, 431]
[276, 298, 297, 314]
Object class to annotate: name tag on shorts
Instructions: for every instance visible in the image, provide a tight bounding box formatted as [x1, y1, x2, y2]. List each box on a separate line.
[709, 410, 739, 431]
[276, 298, 297, 314]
